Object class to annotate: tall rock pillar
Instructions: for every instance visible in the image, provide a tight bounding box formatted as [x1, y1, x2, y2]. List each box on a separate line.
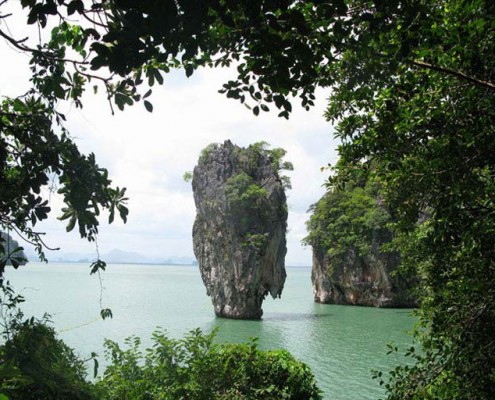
[192, 141, 288, 319]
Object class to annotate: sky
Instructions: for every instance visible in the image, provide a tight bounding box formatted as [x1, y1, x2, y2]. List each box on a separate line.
[0, 8, 339, 266]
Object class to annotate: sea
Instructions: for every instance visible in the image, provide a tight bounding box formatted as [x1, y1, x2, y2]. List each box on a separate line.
[4, 262, 415, 400]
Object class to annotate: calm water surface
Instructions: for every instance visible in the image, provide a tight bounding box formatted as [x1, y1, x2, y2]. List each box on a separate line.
[6, 263, 415, 400]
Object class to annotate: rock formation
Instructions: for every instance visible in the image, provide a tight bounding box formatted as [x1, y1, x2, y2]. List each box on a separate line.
[192, 140, 288, 319]
[306, 186, 417, 308]
[311, 227, 417, 307]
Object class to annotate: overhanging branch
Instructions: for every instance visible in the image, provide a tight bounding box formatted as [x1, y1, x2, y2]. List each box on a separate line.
[410, 59, 495, 92]
[0, 27, 89, 66]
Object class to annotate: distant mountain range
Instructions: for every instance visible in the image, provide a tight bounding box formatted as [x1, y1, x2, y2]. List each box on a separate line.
[24, 248, 197, 265]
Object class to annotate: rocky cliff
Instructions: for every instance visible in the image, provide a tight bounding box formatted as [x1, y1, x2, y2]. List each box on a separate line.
[311, 227, 416, 307]
[192, 141, 288, 319]
[306, 186, 417, 308]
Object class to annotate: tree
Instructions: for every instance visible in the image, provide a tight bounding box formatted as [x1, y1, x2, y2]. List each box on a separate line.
[0, 317, 99, 400]
[0, 2, 132, 287]
[321, 3, 495, 398]
[1, 0, 494, 398]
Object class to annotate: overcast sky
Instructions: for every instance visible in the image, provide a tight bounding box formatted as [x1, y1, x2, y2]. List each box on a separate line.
[0, 11, 338, 266]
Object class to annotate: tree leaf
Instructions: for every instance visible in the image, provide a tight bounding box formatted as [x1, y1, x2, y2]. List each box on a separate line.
[144, 100, 153, 113]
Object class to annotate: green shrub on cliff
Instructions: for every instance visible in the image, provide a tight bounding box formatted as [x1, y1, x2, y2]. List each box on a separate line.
[304, 174, 391, 261]
[198, 143, 221, 165]
[225, 172, 269, 210]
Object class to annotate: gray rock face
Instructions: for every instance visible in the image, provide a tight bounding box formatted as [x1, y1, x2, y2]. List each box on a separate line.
[192, 141, 287, 319]
[312, 227, 417, 308]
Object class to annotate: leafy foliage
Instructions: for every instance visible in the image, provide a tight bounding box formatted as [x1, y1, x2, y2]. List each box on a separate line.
[1, 1, 132, 320]
[0, 317, 98, 400]
[0, 234, 27, 273]
[182, 171, 193, 183]
[98, 328, 321, 400]
[225, 172, 269, 211]
[198, 143, 221, 165]
[0, 311, 320, 400]
[242, 142, 294, 187]
[0, 95, 128, 267]
[304, 173, 391, 261]
[320, 2, 495, 398]
[0, 317, 321, 400]
[242, 233, 270, 251]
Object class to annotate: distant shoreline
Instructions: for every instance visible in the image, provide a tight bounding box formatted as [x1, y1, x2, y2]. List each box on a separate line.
[28, 260, 311, 268]
[45, 260, 198, 267]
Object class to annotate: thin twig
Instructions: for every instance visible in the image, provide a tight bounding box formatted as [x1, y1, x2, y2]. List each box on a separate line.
[74, 63, 111, 84]
[94, 236, 105, 311]
[81, 11, 107, 28]
[5, 223, 60, 251]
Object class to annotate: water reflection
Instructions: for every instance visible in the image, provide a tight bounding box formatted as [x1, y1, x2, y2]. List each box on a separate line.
[207, 316, 287, 349]
[262, 312, 333, 322]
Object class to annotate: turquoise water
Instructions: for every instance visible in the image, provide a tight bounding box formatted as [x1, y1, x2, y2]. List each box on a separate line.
[5, 263, 415, 400]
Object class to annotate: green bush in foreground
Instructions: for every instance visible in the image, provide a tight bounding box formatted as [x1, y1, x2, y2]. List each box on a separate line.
[98, 328, 322, 400]
[0, 318, 98, 400]
[1, 319, 321, 400]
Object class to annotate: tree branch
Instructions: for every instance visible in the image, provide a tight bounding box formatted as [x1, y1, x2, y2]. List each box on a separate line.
[409, 59, 495, 92]
[0, 27, 30, 51]
[0, 27, 89, 66]
[73, 64, 111, 84]
[81, 11, 107, 29]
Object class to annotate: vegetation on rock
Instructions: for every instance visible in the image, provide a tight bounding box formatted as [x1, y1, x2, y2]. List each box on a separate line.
[228, 143, 292, 243]
[304, 169, 416, 307]
[304, 171, 391, 262]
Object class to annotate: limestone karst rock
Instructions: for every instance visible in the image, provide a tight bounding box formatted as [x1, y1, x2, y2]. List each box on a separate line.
[311, 227, 417, 307]
[192, 140, 289, 319]
[306, 188, 417, 308]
